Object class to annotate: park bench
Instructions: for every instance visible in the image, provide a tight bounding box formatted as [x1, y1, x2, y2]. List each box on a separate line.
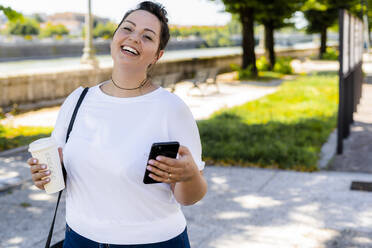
[188, 67, 220, 96]
[153, 72, 182, 92]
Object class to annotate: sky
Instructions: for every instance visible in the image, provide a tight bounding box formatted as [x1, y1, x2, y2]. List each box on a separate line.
[1, 0, 232, 26]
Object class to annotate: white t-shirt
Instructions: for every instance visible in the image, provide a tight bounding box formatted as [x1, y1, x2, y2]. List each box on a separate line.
[51, 82, 205, 244]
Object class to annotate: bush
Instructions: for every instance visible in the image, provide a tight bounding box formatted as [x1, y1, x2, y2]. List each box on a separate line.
[230, 64, 256, 79]
[273, 56, 293, 74]
[231, 56, 293, 80]
[256, 56, 270, 71]
[322, 47, 339, 60]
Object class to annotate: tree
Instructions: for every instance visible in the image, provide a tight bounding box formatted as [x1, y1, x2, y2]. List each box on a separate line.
[93, 22, 117, 39]
[6, 17, 40, 36]
[0, 6, 23, 21]
[255, 0, 304, 70]
[227, 14, 242, 35]
[210, 0, 260, 76]
[361, 0, 371, 47]
[210, 0, 301, 75]
[168, 24, 238, 47]
[303, 8, 337, 59]
[303, 0, 360, 59]
[39, 22, 69, 38]
[31, 13, 45, 23]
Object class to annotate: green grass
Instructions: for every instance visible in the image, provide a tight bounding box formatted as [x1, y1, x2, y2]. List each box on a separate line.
[197, 74, 338, 171]
[236, 70, 285, 82]
[0, 125, 53, 152]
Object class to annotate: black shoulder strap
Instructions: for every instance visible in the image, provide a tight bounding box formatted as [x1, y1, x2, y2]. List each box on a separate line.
[65, 87, 90, 143]
[45, 87, 89, 248]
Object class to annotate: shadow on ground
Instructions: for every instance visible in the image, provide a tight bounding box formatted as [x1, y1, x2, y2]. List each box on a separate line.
[182, 167, 372, 247]
[329, 121, 372, 173]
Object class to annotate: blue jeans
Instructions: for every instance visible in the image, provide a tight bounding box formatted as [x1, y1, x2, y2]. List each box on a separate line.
[63, 223, 191, 248]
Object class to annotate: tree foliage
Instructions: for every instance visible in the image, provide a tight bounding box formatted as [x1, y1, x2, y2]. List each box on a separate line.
[255, 0, 303, 30]
[255, 0, 304, 69]
[0, 5, 23, 21]
[210, 0, 301, 73]
[39, 22, 69, 38]
[6, 17, 40, 36]
[93, 22, 117, 39]
[303, 0, 361, 59]
[169, 18, 241, 47]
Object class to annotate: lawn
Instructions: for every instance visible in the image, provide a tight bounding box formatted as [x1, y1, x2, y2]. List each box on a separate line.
[0, 125, 53, 152]
[197, 74, 338, 171]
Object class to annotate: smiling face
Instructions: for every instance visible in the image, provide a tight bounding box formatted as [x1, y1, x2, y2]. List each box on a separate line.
[111, 10, 164, 70]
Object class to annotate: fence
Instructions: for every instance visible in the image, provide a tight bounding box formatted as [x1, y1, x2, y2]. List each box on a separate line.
[337, 9, 364, 154]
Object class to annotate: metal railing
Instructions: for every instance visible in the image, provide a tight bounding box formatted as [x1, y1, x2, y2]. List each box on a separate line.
[337, 9, 364, 154]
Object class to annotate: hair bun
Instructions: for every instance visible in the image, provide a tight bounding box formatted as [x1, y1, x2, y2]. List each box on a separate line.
[139, 1, 168, 23]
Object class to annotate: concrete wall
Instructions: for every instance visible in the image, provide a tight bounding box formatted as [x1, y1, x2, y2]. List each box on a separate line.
[0, 46, 333, 112]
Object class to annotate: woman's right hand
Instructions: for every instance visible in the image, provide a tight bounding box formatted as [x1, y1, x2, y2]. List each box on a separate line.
[27, 147, 63, 190]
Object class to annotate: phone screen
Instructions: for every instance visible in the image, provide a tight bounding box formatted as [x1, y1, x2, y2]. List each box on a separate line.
[143, 141, 180, 184]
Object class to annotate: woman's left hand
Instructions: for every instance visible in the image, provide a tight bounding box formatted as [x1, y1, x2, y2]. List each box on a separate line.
[147, 145, 199, 183]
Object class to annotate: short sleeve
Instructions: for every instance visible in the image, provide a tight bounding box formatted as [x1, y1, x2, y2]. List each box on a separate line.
[167, 97, 205, 171]
[51, 87, 84, 149]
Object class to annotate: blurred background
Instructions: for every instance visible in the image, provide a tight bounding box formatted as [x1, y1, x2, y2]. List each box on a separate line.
[1, 1, 372, 247]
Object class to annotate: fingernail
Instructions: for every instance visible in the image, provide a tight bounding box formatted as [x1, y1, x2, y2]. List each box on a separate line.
[156, 156, 162, 161]
[45, 178, 50, 181]
[33, 159, 37, 163]
[148, 160, 154, 165]
[41, 165, 46, 169]
[147, 166, 152, 171]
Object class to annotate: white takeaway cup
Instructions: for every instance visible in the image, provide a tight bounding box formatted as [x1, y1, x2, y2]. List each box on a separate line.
[28, 137, 65, 194]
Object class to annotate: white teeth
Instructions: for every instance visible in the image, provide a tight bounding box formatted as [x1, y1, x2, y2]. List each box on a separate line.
[122, 46, 139, 55]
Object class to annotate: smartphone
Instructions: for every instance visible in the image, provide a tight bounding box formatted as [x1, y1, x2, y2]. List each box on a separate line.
[143, 141, 180, 184]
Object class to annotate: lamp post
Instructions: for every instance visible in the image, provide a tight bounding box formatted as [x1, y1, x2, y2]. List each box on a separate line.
[81, 0, 99, 67]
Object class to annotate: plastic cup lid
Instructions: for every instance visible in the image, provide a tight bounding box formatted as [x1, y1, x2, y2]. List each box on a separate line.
[28, 137, 57, 153]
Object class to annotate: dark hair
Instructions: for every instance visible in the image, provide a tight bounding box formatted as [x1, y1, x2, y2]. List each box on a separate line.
[113, 1, 170, 54]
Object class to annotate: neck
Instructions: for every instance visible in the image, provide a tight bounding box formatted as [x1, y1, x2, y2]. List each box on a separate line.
[111, 66, 147, 89]
[101, 65, 157, 98]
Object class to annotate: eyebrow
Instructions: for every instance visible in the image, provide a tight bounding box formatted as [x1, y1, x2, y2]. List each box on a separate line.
[123, 20, 157, 35]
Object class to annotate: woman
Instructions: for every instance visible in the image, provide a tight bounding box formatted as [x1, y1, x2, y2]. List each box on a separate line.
[27, 1, 207, 247]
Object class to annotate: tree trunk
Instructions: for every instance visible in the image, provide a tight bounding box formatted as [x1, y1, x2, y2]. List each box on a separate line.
[264, 21, 275, 71]
[240, 7, 257, 76]
[319, 26, 327, 59]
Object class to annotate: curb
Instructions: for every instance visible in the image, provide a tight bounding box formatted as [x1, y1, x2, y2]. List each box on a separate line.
[318, 129, 337, 170]
[0, 145, 28, 157]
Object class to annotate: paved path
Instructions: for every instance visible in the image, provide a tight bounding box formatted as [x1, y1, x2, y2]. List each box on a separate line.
[1, 166, 372, 248]
[327, 53, 372, 173]
[329, 84, 372, 173]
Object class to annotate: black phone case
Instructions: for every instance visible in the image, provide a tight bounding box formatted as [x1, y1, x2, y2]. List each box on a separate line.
[143, 141, 180, 184]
